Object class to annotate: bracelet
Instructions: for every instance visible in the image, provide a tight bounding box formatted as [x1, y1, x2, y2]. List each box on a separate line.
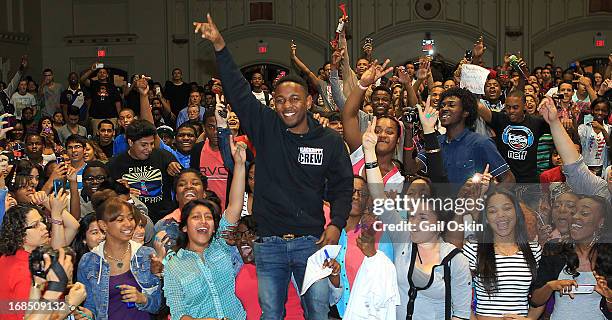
[425, 148, 441, 154]
[357, 81, 368, 91]
[50, 217, 64, 226]
[403, 146, 414, 151]
[364, 161, 379, 169]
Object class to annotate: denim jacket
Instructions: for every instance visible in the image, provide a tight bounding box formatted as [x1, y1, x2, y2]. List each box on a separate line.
[77, 240, 162, 320]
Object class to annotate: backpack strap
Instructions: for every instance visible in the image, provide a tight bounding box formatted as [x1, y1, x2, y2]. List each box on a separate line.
[264, 91, 271, 106]
[442, 248, 462, 320]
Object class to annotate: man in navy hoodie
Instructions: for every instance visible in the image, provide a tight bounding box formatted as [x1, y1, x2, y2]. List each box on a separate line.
[195, 14, 353, 320]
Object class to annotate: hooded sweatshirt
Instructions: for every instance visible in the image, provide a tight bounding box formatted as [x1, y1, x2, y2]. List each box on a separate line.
[215, 47, 353, 237]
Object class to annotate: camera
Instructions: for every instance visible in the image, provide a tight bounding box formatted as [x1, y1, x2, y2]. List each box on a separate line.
[552, 93, 565, 100]
[402, 107, 420, 124]
[29, 245, 75, 279]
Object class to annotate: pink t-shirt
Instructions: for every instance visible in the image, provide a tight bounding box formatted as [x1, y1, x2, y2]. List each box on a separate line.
[199, 140, 229, 210]
[235, 264, 304, 320]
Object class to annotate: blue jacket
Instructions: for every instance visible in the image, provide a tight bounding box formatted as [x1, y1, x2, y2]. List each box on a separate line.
[77, 240, 162, 320]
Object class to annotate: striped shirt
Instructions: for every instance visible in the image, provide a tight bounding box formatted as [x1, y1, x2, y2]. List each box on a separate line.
[463, 241, 542, 317]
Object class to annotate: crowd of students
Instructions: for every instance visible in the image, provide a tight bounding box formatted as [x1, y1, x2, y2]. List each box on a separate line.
[0, 12, 611, 320]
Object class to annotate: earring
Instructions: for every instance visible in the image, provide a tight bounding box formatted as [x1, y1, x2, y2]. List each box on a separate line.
[589, 224, 604, 248]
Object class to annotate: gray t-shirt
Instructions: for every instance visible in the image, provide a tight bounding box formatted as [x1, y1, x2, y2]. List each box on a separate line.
[41, 83, 64, 117]
[551, 270, 605, 320]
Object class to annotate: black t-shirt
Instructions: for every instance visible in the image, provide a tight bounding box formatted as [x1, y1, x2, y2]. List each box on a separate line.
[164, 81, 192, 116]
[89, 81, 121, 119]
[489, 112, 550, 183]
[99, 140, 113, 159]
[125, 90, 141, 117]
[107, 149, 177, 222]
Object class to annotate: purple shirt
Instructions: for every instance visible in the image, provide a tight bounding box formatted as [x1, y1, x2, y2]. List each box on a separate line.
[108, 271, 150, 320]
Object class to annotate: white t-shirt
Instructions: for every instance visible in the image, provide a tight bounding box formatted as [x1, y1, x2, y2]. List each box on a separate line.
[10, 92, 37, 119]
[578, 123, 610, 167]
[252, 91, 267, 105]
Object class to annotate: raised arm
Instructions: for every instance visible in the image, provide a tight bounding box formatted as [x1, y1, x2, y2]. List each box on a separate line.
[342, 59, 393, 152]
[290, 41, 320, 87]
[540, 96, 610, 200]
[540, 97, 579, 164]
[577, 73, 598, 102]
[339, 31, 358, 99]
[79, 63, 98, 87]
[398, 66, 418, 108]
[329, 48, 346, 110]
[194, 14, 271, 145]
[476, 101, 493, 123]
[224, 139, 246, 224]
[5, 55, 27, 96]
[605, 53, 612, 80]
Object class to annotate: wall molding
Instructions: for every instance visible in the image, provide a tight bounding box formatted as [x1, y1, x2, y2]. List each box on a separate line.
[531, 15, 612, 49]
[0, 32, 30, 45]
[63, 34, 139, 46]
[367, 20, 496, 48]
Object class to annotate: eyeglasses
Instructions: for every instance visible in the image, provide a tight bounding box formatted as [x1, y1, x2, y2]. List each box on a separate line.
[84, 175, 106, 183]
[353, 189, 366, 196]
[234, 230, 256, 239]
[66, 145, 83, 150]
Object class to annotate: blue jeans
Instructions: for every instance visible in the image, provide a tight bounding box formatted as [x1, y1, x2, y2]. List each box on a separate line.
[254, 236, 330, 320]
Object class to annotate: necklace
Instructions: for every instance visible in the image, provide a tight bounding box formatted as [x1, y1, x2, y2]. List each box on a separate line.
[104, 242, 130, 268]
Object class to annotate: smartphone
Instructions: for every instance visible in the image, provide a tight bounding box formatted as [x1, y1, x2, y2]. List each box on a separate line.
[570, 285, 595, 294]
[465, 50, 473, 61]
[12, 143, 24, 160]
[53, 179, 64, 196]
[155, 87, 161, 96]
[95, 63, 104, 69]
[584, 114, 594, 124]
[2, 115, 16, 129]
[422, 39, 435, 56]
[544, 51, 551, 55]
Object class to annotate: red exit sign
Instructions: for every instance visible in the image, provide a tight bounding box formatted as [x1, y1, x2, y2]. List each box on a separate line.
[596, 39, 605, 47]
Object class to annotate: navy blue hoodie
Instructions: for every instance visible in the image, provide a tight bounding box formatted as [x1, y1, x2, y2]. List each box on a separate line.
[215, 47, 353, 237]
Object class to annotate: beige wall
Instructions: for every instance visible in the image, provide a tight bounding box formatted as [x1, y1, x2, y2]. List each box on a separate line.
[0, 0, 611, 88]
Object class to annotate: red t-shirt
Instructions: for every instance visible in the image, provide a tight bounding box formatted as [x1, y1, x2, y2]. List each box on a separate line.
[540, 166, 565, 184]
[235, 264, 304, 319]
[0, 249, 32, 320]
[199, 140, 229, 210]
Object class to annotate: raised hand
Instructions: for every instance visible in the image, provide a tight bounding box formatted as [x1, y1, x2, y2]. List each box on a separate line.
[362, 117, 378, 152]
[290, 40, 297, 58]
[575, 73, 593, 88]
[359, 59, 393, 87]
[20, 55, 28, 69]
[538, 96, 558, 124]
[473, 36, 486, 58]
[397, 66, 412, 85]
[135, 75, 151, 96]
[417, 104, 438, 134]
[416, 57, 430, 80]
[214, 93, 228, 128]
[193, 13, 225, 51]
[230, 137, 247, 165]
[330, 48, 344, 70]
[49, 188, 68, 214]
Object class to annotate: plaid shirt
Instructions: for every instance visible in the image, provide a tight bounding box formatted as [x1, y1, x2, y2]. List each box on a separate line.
[163, 216, 246, 320]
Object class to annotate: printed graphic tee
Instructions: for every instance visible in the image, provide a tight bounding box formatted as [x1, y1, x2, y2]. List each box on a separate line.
[489, 112, 550, 183]
[108, 148, 177, 222]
